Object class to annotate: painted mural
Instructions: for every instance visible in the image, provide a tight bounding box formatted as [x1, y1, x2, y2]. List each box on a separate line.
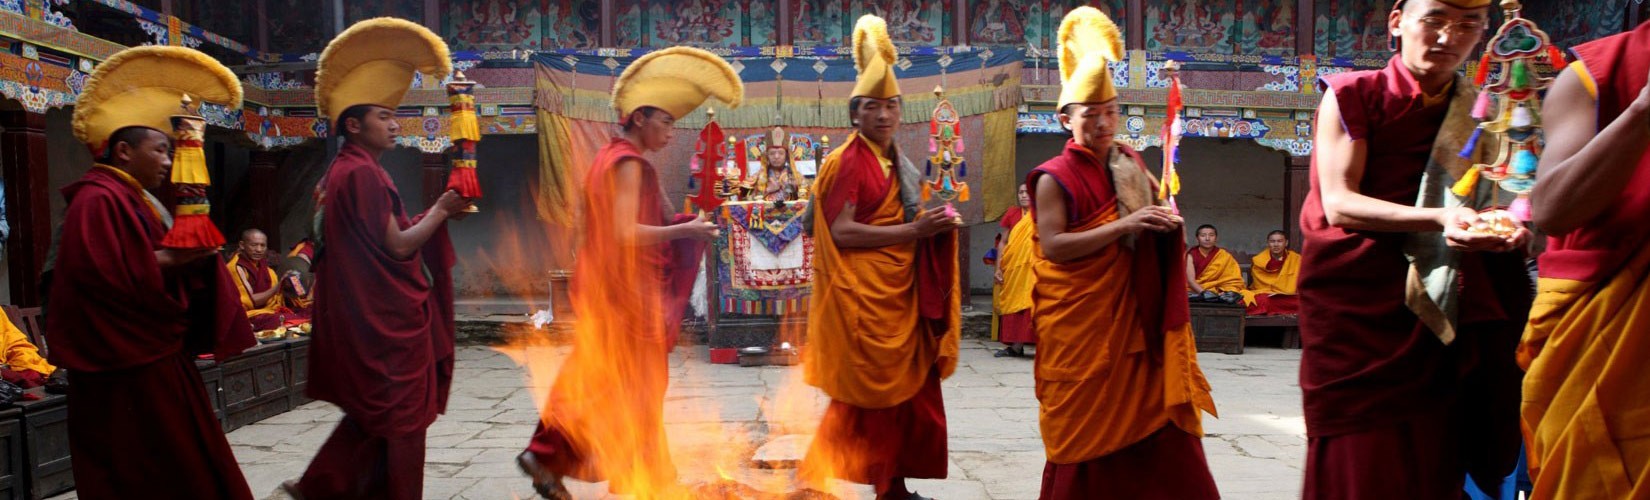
[793, 0, 849, 46]
[855, 1, 947, 45]
[542, 0, 602, 49]
[347, 0, 423, 25]
[648, 0, 743, 46]
[970, 0, 1026, 45]
[1147, 0, 1235, 53]
[447, 0, 544, 51]
[1522, 0, 1627, 51]
[1024, 0, 1127, 52]
[614, 1, 645, 47]
[1313, 0, 1392, 61]
[1238, 0, 1296, 56]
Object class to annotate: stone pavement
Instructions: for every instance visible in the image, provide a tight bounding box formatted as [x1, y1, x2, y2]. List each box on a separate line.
[51, 339, 1306, 499]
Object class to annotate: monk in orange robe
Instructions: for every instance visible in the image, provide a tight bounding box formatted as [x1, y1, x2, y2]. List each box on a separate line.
[1298, 0, 1532, 497]
[1241, 230, 1301, 315]
[1185, 224, 1244, 303]
[992, 183, 1036, 358]
[799, 15, 961, 500]
[1029, 9, 1219, 500]
[1520, 19, 1650, 500]
[226, 228, 306, 332]
[1, 306, 57, 389]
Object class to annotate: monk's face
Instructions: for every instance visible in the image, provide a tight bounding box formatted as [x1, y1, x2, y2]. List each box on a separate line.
[346, 106, 400, 153]
[853, 97, 902, 149]
[1060, 100, 1119, 153]
[1390, 0, 1488, 79]
[113, 128, 173, 190]
[1267, 233, 1289, 255]
[1016, 184, 1030, 208]
[1197, 227, 1219, 249]
[766, 147, 788, 169]
[239, 233, 269, 261]
[630, 109, 677, 152]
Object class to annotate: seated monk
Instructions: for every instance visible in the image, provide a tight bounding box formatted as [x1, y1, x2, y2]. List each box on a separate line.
[279, 238, 316, 315]
[1241, 230, 1301, 315]
[1185, 224, 1244, 303]
[226, 228, 306, 332]
[1, 307, 61, 391]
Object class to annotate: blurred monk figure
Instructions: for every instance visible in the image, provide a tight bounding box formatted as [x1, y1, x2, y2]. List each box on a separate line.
[1241, 230, 1301, 315]
[226, 228, 306, 332]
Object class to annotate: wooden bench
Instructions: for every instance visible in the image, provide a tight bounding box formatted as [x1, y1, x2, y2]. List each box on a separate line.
[1245, 314, 1301, 349]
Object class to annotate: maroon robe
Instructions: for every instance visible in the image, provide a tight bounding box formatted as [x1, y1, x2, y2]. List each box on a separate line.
[296, 142, 455, 499]
[46, 166, 255, 500]
[1298, 56, 1530, 497]
[234, 255, 307, 331]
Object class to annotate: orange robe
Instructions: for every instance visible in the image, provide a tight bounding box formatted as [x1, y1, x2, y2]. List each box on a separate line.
[1187, 246, 1244, 293]
[227, 253, 300, 331]
[1520, 21, 1650, 500]
[0, 307, 53, 376]
[994, 206, 1037, 344]
[1027, 140, 1217, 499]
[801, 132, 960, 491]
[1242, 250, 1301, 315]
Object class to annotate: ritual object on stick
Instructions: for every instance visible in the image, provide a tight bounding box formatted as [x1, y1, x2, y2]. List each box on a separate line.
[160, 95, 226, 249]
[1455, 0, 1564, 228]
[1159, 60, 1185, 213]
[686, 108, 730, 213]
[922, 85, 967, 224]
[445, 71, 482, 212]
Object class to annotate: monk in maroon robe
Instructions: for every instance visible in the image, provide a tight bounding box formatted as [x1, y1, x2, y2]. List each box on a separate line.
[1298, 0, 1531, 497]
[288, 104, 470, 499]
[47, 125, 256, 500]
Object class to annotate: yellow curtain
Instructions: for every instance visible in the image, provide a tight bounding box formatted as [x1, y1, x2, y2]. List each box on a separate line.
[982, 107, 1018, 221]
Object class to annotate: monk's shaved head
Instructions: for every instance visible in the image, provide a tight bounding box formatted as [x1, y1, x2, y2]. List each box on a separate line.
[242, 228, 266, 241]
[239, 229, 269, 261]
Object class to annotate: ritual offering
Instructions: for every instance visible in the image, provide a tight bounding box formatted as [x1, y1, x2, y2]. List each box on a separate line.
[1466, 209, 1521, 238]
[445, 70, 481, 212]
[161, 95, 228, 249]
[1455, 0, 1564, 221]
[923, 85, 968, 224]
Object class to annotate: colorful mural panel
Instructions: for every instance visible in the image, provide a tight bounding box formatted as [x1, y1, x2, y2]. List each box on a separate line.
[1147, 0, 1235, 53]
[1313, 0, 1391, 61]
[542, 0, 602, 49]
[794, 0, 849, 46]
[1522, 0, 1627, 51]
[1238, 0, 1296, 56]
[447, 0, 544, 51]
[614, 1, 645, 47]
[646, 0, 744, 47]
[1024, 0, 1127, 52]
[970, 0, 1027, 45]
[852, 1, 947, 45]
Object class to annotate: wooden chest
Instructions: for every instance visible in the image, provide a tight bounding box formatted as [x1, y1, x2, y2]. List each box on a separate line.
[12, 390, 71, 500]
[195, 358, 225, 430]
[1189, 303, 1246, 355]
[219, 342, 292, 432]
[286, 337, 312, 407]
[0, 407, 23, 500]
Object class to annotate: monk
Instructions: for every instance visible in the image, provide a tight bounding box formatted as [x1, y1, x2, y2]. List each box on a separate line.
[280, 238, 316, 315]
[799, 14, 962, 500]
[1, 306, 60, 390]
[1031, 8, 1218, 499]
[1519, 19, 1650, 500]
[287, 18, 466, 500]
[46, 45, 254, 499]
[992, 183, 1036, 358]
[1298, 0, 1533, 497]
[1241, 230, 1301, 315]
[227, 228, 305, 331]
[746, 126, 805, 202]
[1185, 224, 1244, 303]
[515, 46, 737, 499]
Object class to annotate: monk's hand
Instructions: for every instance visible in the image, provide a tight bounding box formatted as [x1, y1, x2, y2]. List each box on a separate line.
[155, 247, 219, 268]
[432, 190, 471, 220]
[1125, 205, 1182, 233]
[994, 267, 1005, 284]
[1440, 207, 1517, 252]
[914, 207, 960, 237]
[680, 212, 721, 241]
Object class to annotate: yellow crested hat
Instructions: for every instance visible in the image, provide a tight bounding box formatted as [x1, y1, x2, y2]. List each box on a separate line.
[851, 15, 900, 99]
[612, 47, 744, 121]
[1394, 0, 1492, 10]
[71, 46, 242, 153]
[768, 126, 787, 149]
[316, 17, 451, 124]
[1056, 6, 1125, 110]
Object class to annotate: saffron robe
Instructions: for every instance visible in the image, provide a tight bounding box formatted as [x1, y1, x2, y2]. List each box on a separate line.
[524, 138, 705, 494]
[1242, 250, 1301, 315]
[800, 132, 961, 491]
[1186, 246, 1244, 294]
[1298, 56, 1530, 497]
[1520, 20, 1650, 500]
[1027, 141, 1217, 499]
[1, 307, 53, 376]
[227, 253, 304, 331]
[46, 165, 254, 500]
[994, 206, 1036, 344]
[298, 142, 455, 499]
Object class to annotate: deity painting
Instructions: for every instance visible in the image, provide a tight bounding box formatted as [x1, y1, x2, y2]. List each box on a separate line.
[748, 0, 776, 46]
[970, 0, 1025, 45]
[614, 2, 644, 47]
[448, 0, 542, 50]
[794, 0, 848, 46]
[1239, 0, 1296, 56]
[1147, 0, 1235, 53]
[649, 0, 740, 46]
[856, 0, 941, 45]
[544, 0, 601, 49]
[1316, 0, 1392, 60]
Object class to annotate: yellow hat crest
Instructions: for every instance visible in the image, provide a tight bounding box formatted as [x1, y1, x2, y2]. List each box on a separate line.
[612, 46, 744, 121]
[851, 15, 901, 99]
[316, 17, 451, 125]
[1057, 6, 1125, 110]
[1394, 0, 1493, 11]
[71, 46, 242, 153]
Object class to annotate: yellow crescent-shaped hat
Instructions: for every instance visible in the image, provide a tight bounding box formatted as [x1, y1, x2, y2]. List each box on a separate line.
[851, 15, 901, 99]
[316, 17, 451, 125]
[1394, 0, 1492, 11]
[612, 46, 744, 120]
[1056, 6, 1125, 110]
[71, 46, 242, 154]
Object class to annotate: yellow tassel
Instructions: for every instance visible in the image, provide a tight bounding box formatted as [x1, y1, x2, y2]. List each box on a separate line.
[1450, 166, 1481, 197]
[171, 143, 210, 185]
[958, 184, 971, 202]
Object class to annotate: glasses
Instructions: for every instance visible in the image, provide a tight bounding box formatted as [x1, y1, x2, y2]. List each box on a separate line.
[1413, 16, 1487, 36]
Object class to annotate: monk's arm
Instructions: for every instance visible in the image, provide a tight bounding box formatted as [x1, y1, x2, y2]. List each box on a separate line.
[1032, 177, 1139, 264]
[1314, 90, 1450, 232]
[1531, 68, 1650, 235]
[610, 160, 716, 245]
[1186, 256, 1205, 292]
[828, 202, 939, 248]
[248, 270, 277, 307]
[385, 190, 463, 260]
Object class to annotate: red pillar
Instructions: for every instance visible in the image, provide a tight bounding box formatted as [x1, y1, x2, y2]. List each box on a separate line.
[1284, 155, 1311, 251]
[2, 110, 50, 306]
[422, 152, 447, 208]
[247, 150, 287, 252]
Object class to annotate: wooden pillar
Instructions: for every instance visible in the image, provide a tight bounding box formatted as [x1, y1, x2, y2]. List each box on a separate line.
[777, 0, 792, 46]
[422, 152, 447, 208]
[424, 0, 440, 32]
[1127, 0, 1145, 50]
[1284, 155, 1311, 251]
[954, 0, 968, 46]
[600, 0, 615, 47]
[256, 0, 269, 53]
[1297, 0, 1315, 56]
[248, 150, 286, 252]
[1, 110, 49, 306]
